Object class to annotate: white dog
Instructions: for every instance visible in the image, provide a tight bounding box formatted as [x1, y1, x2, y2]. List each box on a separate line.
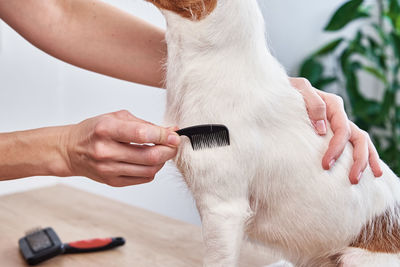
[146, 0, 400, 266]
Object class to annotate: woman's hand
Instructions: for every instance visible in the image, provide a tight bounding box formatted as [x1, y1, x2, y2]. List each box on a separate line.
[64, 110, 180, 187]
[0, 110, 179, 185]
[290, 78, 383, 184]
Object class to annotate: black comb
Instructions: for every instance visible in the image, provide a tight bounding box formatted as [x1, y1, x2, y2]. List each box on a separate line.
[176, 124, 230, 151]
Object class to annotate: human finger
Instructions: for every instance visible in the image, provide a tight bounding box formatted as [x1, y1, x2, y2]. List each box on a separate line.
[290, 77, 327, 135]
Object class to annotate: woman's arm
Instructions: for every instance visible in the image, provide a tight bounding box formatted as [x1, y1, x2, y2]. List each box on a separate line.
[0, 126, 72, 180]
[0, 0, 166, 87]
[0, 111, 180, 185]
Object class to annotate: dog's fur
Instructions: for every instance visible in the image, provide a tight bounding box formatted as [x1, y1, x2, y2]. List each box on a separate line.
[146, 0, 400, 266]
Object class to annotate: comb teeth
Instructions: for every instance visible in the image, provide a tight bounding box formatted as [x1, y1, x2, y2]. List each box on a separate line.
[176, 124, 230, 151]
[190, 130, 230, 150]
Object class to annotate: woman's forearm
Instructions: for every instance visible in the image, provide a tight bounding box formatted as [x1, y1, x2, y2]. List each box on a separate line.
[0, 0, 167, 87]
[0, 126, 72, 180]
[0, 111, 180, 185]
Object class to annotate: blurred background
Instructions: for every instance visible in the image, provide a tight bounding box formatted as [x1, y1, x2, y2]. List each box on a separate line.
[300, 0, 400, 176]
[0, 0, 368, 225]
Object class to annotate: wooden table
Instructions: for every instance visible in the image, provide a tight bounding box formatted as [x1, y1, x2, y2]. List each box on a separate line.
[0, 185, 274, 266]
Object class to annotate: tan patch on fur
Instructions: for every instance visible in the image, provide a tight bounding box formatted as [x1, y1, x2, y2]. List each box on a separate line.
[350, 205, 400, 253]
[146, 0, 217, 20]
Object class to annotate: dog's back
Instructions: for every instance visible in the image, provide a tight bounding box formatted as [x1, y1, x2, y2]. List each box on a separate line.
[146, 0, 400, 266]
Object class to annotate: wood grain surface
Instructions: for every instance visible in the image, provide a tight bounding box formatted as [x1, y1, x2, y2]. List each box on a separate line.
[0, 185, 277, 266]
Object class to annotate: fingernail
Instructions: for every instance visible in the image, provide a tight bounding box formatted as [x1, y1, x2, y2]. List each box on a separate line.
[167, 134, 180, 146]
[329, 159, 336, 169]
[314, 120, 327, 135]
[375, 170, 383, 178]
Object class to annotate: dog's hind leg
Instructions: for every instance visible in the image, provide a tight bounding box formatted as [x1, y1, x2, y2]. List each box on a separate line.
[338, 247, 400, 267]
[196, 194, 252, 267]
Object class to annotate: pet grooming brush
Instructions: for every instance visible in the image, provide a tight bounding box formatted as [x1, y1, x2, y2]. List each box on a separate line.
[19, 227, 125, 265]
[176, 124, 230, 150]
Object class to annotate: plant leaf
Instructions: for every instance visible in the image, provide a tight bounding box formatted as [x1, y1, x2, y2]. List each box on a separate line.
[362, 66, 388, 84]
[396, 16, 400, 33]
[324, 0, 368, 31]
[312, 38, 344, 57]
[388, 0, 400, 26]
[315, 77, 337, 89]
[391, 32, 400, 59]
[299, 58, 324, 86]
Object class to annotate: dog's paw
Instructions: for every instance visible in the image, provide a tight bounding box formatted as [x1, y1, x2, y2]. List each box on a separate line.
[263, 260, 294, 267]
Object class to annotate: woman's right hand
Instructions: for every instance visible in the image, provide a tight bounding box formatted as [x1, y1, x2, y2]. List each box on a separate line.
[64, 110, 180, 187]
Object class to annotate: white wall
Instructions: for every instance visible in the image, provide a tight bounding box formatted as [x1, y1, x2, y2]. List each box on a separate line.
[0, 0, 344, 225]
[260, 0, 350, 75]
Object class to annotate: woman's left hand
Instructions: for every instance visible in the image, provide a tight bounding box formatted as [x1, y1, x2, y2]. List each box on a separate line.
[290, 77, 383, 184]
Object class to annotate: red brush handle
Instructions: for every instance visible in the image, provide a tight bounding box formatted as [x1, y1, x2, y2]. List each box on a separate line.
[63, 237, 125, 254]
[68, 238, 112, 249]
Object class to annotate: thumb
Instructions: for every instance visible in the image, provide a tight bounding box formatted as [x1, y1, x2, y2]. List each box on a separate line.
[107, 120, 181, 147]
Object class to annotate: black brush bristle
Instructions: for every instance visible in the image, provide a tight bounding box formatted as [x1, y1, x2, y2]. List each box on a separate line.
[176, 124, 230, 150]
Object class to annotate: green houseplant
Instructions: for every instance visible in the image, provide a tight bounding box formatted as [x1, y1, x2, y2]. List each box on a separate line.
[300, 0, 400, 175]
